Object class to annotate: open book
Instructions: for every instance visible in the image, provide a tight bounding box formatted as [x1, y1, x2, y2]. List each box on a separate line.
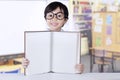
[24, 31, 81, 75]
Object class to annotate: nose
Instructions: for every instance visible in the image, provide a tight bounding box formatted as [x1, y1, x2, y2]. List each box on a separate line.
[52, 14, 58, 20]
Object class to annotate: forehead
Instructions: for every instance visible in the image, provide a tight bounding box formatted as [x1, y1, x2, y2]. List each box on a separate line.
[52, 7, 64, 13]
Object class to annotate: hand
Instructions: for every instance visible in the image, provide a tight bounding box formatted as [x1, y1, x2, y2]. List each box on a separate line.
[75, 64, 84, 74]
[22, 58, 29, 68]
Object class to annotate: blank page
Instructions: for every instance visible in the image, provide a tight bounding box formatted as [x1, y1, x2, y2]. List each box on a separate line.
[25, 31, 51, 75]
[52, 32, 81, 73]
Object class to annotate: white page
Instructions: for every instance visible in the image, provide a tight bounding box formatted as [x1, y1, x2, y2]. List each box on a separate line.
[52, 32, 81, 73]
[25, 31, 81, 75]
[25, 31, 51, 75]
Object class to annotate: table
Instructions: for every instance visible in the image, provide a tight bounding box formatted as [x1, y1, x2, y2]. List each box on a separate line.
[0, 73, 120, 80]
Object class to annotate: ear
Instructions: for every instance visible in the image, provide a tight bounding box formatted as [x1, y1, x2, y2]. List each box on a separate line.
[64, 19, 68, 24]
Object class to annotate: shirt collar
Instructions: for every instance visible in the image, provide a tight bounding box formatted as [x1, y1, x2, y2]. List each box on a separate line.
[47, 28, 63, 32]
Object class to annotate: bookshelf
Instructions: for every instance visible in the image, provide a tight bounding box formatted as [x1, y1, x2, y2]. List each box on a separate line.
[69, 0, 92, 55]
[70, 0, 92, 30]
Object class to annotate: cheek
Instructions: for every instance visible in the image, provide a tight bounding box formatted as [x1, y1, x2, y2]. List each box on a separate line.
[59, 20, 66, 26]
[46, 20, 51, 25]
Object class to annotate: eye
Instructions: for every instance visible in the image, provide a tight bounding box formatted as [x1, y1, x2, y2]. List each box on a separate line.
[57, 13, 64, 19]
[46, 12, 54, 19]
[47, 13, 53, 17]
[57, 14, 62, 17]
[48, 14, 53, 17]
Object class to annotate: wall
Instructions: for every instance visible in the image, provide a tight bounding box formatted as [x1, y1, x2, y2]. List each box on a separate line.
[0, 0, 47, 55]
[0, 0, 73, 55]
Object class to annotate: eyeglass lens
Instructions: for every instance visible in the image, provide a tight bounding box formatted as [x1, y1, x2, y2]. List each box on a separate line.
[46, 12, 64, 20]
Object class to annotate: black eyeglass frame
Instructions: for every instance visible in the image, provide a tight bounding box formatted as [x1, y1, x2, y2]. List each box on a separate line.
[45, 12, 66, 20]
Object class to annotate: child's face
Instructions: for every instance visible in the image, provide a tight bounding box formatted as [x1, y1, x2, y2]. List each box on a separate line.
[46, 7, 67, 31]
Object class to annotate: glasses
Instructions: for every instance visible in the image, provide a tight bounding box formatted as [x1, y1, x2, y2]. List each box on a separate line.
[46, 12, 65, 20]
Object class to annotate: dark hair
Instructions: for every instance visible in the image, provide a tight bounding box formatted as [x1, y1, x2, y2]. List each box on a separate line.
[44, 1, 69, 19]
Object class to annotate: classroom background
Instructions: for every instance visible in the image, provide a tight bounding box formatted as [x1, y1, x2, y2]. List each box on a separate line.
[0, 0, 120, 74]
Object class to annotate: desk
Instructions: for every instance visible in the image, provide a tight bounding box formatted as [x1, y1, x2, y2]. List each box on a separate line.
[0, 73, 120, 80]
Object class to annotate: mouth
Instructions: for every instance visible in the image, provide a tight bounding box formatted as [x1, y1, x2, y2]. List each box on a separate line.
[50, 22, 59, 27]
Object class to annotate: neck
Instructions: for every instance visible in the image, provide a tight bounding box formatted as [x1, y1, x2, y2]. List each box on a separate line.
[49, 28, 61, 32]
